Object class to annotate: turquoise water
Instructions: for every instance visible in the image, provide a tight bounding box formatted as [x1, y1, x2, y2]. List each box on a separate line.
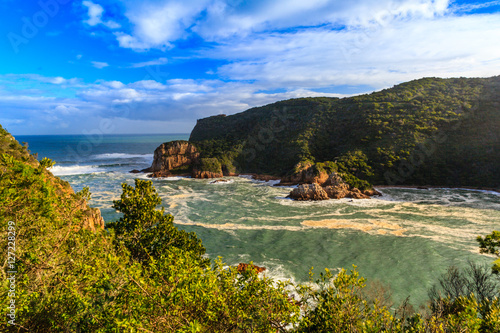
[18, 134, 500, 307]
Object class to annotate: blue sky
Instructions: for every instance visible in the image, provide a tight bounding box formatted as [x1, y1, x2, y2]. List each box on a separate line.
[1, 0, 500, 135]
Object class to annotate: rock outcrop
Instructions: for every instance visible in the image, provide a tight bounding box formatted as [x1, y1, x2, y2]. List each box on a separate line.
[279, 162, 329, 186]
[288, 172, 376, 200]
[362, 188, 382, 196]
[288, 183, 329, 201]
[143, 140, 200, 175]
[81, 206, 105, 231]
[144, 142, 227, 179]
[237, 263, 266, 274]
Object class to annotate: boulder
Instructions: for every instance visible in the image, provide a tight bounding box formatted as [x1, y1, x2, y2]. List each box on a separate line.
[362, 188, 382, 196]
[288, 172, 375, 200]
[348, 188, 370, 199]
[323, 185, 350, 199]
[288, 183, 329, 201]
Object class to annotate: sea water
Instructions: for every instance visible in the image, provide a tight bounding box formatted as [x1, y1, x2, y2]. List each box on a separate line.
[18, 134, 500, 307]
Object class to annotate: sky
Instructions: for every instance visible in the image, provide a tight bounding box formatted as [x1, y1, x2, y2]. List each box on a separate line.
[1, 0, 500, 135]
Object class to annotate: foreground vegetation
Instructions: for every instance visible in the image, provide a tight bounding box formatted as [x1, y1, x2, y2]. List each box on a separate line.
[1, 125, 499, 332]
[190, 76, 500, 189]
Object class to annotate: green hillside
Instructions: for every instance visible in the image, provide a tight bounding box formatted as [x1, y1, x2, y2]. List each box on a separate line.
[190, 76, 500, 188]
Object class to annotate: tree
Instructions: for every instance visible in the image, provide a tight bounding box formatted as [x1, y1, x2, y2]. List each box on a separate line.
[107, 179, 207, 265]
[477, 231, 500, 274]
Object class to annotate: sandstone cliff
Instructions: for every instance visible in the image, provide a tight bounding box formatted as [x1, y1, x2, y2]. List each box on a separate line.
[144, 141, 225, 179]
[144, 140, 200, 175]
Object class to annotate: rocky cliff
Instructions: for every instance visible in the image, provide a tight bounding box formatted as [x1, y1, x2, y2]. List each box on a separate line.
[144, 141, 225, 179]
[143, 140, 200, 177]
[189, 76, 500, 189]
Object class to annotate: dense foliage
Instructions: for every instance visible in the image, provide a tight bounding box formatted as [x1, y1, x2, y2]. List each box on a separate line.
[190, 76, 500, 189]
[478, 231, 500, 274]
[195, 157, 223, 174]
[107, 179, 208, 264]
[1, 125, 499, 331]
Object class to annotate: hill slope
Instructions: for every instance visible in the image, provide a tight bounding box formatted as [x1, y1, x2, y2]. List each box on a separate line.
[190, 76, 500, 188]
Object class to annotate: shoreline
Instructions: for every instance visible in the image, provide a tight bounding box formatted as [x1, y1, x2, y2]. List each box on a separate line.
[244, 173, 500, 194]
[142, 170, 500, 195]
[374, 184, 500, 194]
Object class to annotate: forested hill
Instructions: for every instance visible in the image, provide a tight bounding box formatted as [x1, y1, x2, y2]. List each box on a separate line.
[190, 76, 500, 188]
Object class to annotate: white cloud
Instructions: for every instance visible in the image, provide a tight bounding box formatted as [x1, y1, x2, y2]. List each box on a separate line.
[91, 61, 109, 69]
[82, 1, 121, 29]
[130, 57, 168, 68]
[208, 12, 500, 89]
[83, 1, 500, 91]
[115, 0, 209, 50]
[54, 105, 80, 115]
[103, 80, 125, 89]
[112, 0, 453, 49]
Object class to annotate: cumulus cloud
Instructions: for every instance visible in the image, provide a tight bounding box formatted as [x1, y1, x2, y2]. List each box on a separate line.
[115, 0, 209, 50]
[82, 1, 121, 29]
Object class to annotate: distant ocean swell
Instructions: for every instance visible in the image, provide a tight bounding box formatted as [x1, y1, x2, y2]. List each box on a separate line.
[49, 153, 153, 175]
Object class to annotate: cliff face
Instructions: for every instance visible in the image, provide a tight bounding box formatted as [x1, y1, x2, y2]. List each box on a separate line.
[146, 140, 200, 174]
[145, 141, 225, 179]
[189, 76, 500, 189]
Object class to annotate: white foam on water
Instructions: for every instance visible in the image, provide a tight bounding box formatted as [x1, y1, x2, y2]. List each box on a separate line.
[154, 176, 191, 181]
[275, 196, 390, 208]
[261, 260, 298, 284]
[209, 179, 235, 185]
[93, 153, 153, 160]
[50, 165, 102, 176]
[433, 187, 500, 196]
[173, 220, 305, 231]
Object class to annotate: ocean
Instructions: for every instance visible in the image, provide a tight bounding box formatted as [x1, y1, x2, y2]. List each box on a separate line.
[17, 134, 500, 307]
